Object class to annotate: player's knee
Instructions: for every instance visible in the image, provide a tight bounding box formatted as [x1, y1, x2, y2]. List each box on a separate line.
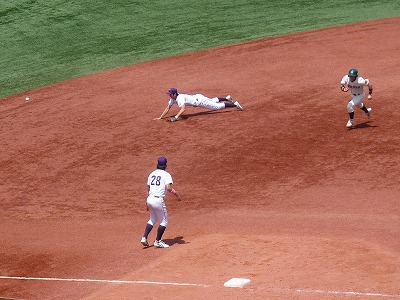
[347, 102, 354, 113]
[160, 220, 168, 227]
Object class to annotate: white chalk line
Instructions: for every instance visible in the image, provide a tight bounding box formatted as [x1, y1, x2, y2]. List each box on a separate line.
[265, 287, 400, 298]
[0, 276, 209, 287]
[1, 276, 400, 298]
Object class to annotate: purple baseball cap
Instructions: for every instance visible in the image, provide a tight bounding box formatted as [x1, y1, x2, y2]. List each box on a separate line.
[157, 156, 167, 166]
[166, 87, 178, 95]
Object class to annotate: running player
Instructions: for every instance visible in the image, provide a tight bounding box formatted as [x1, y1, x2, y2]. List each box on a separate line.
[340, 68, 373, 128]
[141, 156, 181, 248]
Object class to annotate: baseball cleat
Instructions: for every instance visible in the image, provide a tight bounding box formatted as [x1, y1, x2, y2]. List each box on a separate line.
[154, 240, 169, 248]
[234, 101, 244, 111]
[346, 119, 354, 128]
[141, 237, 149, 247]
[226, 95, 233, 102]
[366, 108, 372, 119]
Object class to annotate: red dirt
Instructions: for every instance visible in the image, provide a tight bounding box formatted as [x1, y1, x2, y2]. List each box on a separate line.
[1, 17, 399, 300]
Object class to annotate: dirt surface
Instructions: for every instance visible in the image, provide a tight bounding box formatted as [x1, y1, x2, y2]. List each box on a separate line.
[1, 17, 399, 300]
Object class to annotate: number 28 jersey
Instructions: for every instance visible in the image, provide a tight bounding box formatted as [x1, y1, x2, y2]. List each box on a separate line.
[147, 169, 173, 198]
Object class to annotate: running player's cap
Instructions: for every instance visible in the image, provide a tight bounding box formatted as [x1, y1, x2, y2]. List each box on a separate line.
[166, 87, 178, 95]
[348, 68, 358, 77]
[157, 156, 167, 166]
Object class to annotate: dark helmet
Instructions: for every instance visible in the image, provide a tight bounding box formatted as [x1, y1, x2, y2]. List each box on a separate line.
[166, 88, 178, 95]
[348, 68, 358, 77]
[157, 156, 167, 169]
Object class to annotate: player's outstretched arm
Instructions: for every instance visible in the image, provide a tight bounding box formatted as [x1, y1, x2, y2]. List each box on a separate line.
[154, 106, 171, 120]
[168, 105, 185, 122]
[176, 105, 186, 119]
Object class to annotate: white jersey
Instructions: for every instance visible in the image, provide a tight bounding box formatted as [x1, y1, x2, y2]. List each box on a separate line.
[168, 93, 219, 108]
[147, 169, 173, 198]
[341, 75, 369, 95]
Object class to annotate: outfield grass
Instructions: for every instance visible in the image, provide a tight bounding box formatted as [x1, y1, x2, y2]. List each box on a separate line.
[1, 0, 399, 98]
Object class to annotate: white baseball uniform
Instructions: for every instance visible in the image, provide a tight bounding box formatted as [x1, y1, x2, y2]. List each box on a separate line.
[146, 169, 173, 227]
[168, 93, 225, 110]
[341, 75, 370, 113]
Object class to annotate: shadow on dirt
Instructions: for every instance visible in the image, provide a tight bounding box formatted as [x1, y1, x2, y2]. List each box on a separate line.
[164, 236, 188, 246]
[180, 110, 232, 120]
[350, 121, 378, 129]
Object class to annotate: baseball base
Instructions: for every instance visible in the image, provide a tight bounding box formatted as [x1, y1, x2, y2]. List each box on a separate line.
[223, 278, 251, 288]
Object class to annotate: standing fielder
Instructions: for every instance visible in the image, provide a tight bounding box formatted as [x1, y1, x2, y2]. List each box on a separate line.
[340, 68, 373, 128]
[154, 87, 244, 122]
[141, 156, 181, 248]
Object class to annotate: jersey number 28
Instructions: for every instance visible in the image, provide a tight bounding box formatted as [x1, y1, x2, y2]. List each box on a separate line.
[150, 175, 161, 186]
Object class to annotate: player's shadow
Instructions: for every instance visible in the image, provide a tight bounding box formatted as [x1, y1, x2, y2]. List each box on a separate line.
[352, 121, 378, 129]
[163, 236, 188, 246]
[180, 110, 231, 120]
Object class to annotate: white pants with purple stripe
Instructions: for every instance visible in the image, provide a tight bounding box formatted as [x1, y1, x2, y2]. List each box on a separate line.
[146, 195, 168, 227]
[194, 94, 226, 110]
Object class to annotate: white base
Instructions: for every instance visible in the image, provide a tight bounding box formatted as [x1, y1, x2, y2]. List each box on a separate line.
[223, 277, 251, 288]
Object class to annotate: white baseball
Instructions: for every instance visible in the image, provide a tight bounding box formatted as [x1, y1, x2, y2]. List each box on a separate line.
[25, 97, 30, 101]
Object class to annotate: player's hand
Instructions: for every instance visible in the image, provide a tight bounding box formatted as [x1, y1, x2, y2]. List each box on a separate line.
[154, 117, 162, 120]
[367, 94, 372, 100]
[341, 86, 349, 92]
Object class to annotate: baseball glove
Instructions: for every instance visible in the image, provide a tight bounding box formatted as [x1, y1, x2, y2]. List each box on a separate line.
[167, 116, 178, 122]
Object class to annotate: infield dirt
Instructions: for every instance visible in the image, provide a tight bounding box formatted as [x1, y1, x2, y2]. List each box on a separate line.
[1, 17, 399, 300]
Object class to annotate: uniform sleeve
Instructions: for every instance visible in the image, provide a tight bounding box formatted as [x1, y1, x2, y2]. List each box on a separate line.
[166, 173, 173, 185]
[361, 78, 369, 85]
[340, 75, 348, 85]
[168, 99, 174, 107]
[176, 95, 186, 107]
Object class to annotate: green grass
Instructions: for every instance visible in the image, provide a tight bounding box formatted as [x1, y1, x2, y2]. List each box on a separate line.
[1, 0, 399, 98]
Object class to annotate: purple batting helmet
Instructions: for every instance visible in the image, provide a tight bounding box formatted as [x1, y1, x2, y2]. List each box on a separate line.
[166, 87, 178, 95]
[157, 156, 167, 167]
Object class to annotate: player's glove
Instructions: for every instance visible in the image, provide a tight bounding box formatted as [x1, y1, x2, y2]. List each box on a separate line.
[167, 116, 178, 122]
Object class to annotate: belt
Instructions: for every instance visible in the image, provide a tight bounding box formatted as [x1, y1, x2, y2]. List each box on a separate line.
[352, 93, 361, 96]
[152, 195, 162, 198]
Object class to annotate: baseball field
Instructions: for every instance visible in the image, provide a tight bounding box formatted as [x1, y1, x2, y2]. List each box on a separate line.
[1, 1, 400, 299]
